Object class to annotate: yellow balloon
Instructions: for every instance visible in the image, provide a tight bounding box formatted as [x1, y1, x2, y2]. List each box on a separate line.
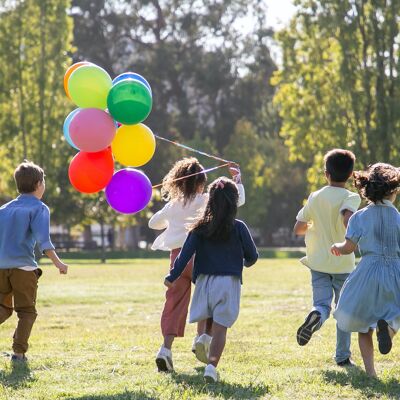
[112, 124, 156, 167]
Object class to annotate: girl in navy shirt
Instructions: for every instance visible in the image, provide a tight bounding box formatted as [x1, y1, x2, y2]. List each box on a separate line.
[165, 177, 258, 382]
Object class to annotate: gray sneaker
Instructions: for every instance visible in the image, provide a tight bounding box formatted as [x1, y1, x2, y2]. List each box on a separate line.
[155, 346, 174, 372]
[204, 364, 218, 383]
[11, 354, 27, 363]
[296, 310, 321, 346]
[195, 334, 212, 364]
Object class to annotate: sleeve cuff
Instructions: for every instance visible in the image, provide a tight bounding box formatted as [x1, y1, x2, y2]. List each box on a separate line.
[340, 206, 357, 214]
[345, 236, 359, 244]
[237, 184, 245, 206]
[39, 240, 55, 254]
[165, 274, 174, 283]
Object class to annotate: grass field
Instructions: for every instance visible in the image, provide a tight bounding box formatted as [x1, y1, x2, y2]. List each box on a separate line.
[0, 259, 399, 400]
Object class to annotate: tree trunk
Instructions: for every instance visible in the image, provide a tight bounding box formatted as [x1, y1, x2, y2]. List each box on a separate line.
[99, 218, 106, 264]
[82, 225, 93, 249]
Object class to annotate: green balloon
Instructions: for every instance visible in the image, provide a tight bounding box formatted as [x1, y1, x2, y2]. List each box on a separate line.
[107, 80, 153, 125]
[68, 65, 112, 109]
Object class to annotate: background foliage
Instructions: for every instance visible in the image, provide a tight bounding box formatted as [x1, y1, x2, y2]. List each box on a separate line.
[0, 0, 398, 244]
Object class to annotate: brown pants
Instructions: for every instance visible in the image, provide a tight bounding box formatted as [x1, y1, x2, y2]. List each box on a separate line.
[0, 269, 39, 354]
[161, 249, 194, 337]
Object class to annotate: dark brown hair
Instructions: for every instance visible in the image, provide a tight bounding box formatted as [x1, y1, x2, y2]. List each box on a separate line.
[14, 160, 44, 194]
[161, 157, 206, 205]
[191, 177, 239, 241]
[354, 163, 400, 203]
[324, 149, 356, 182]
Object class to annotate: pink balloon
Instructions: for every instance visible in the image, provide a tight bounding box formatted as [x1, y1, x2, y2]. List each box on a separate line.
[69, 108, 116, 152]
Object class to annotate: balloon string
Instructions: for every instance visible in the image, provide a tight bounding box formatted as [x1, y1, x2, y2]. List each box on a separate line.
[152, 163, 230, 189]
[154, 134, 233, 163]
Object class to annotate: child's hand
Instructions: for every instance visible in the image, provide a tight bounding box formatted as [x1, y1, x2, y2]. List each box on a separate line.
[55, 261, 68, 274]
[331, 244, 341, 257]
[164, 279, 173, 288]
[228, 162, 241, 183]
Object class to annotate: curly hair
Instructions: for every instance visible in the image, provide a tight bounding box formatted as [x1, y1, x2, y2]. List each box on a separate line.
[353, 163, 400, 203]
[161, 157, 207, 205]
[191, 177, 239, 241]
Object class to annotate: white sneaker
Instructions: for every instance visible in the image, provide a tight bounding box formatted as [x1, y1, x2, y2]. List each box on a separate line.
[155, 346, 174, 372]
[204, 364, 218, 383]
[195, 334, 212, 364]
[192, 335, 199, 354]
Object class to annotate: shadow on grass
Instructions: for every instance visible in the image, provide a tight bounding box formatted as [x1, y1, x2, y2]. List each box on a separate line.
[0, 361, 35, 389]
[323, 367, 400, 399]
[170, 370, 269, 400]
[65, 391, 157, 400]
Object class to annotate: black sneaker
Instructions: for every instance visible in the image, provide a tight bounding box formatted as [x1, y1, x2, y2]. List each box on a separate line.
[11, 354, 27, 363]
[337, 358, 355, 367]
[296, 310, 321, 346]
[377, 319, 392, 355]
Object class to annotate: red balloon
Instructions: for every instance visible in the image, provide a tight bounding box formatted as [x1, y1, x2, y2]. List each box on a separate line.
[68, 149, 114, 193]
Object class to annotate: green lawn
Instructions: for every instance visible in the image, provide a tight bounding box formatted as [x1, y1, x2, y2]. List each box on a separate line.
[0, 259, 399, 400]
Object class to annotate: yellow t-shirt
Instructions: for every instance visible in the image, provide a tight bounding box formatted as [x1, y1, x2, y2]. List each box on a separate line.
[296, 186, 361, 274]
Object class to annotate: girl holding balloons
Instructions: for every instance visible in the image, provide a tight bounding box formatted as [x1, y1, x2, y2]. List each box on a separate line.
[149, 157, 245, 372]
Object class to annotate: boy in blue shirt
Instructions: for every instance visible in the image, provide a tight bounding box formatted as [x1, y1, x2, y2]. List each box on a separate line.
[0, 161, 68, 362]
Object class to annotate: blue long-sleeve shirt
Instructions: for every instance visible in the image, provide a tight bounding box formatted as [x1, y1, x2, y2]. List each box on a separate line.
[0, 194, 55, 268]
[166, 219, 258, 283]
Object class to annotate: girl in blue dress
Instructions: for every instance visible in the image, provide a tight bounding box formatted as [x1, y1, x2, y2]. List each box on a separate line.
[331, 163, 400, 377]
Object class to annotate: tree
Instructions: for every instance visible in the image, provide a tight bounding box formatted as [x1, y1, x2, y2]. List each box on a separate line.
[0, 0, 78, 224]
[70, 0, 290, 241]
[225, 119, 307, 241]
[273, 0, 400, 190]
[70, 0, 277, 176]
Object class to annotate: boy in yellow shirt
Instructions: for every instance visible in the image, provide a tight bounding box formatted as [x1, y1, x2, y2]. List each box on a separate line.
[294, 149, 361, 366]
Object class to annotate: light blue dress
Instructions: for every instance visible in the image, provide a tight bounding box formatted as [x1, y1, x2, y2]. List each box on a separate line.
[334, 200, 400, 333]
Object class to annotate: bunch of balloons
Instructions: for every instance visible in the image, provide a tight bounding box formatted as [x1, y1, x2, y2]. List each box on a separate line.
[63, 62, 155, 214]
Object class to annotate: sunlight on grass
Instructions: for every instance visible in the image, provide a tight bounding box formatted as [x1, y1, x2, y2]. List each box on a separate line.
[0, 259, 398, 399]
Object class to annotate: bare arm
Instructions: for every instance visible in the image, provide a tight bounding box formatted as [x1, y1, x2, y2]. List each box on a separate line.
[293, 221, 308, 236]
[228, 163, 246, 206]
[342, 210, 354, 228]
[44, 249, 68, 274]
[331, 239, 357, 256]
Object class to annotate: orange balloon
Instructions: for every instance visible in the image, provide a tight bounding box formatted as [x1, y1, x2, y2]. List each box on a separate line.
[64, 61, 92, 99]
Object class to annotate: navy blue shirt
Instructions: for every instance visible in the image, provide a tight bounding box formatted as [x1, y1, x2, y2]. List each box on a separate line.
[0, 194, 55, 268]
[166, 220, 258, 283]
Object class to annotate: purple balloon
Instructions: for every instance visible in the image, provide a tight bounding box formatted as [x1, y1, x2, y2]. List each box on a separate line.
[105, 169, 152, 214]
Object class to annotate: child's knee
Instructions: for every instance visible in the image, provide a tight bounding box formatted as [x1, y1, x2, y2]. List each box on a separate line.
[15, 306, 37, 322]
[0, 304, 13, 323]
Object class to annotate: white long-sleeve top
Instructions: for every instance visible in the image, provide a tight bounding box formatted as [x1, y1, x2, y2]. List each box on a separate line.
[148, 184, 245, 251]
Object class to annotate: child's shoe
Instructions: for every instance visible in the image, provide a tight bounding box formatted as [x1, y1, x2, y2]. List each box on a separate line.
[155, 346, 174, 372]
[11, 354, 27, 363]
[377, 319, 392, 354]
[191, 335, 199, 354]
[195, 334, 212, 364]
[296, 310, 321, 346]
[337, 358, 355, 367]
[204, 364, 218, 383]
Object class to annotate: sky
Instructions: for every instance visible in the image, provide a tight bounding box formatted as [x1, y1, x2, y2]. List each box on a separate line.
[266, 0, 297, 29]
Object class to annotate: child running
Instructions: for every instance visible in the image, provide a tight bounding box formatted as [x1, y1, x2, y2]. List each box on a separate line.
[149, 157, 245, 372]
[0, 161, 68, 362]
[164, 177, 258, 382]
[332, 163, 400, 377]
[293, 149, 361, 366]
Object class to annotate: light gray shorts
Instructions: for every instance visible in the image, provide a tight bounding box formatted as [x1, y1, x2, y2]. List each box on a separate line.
[189, 274, 241, 328]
